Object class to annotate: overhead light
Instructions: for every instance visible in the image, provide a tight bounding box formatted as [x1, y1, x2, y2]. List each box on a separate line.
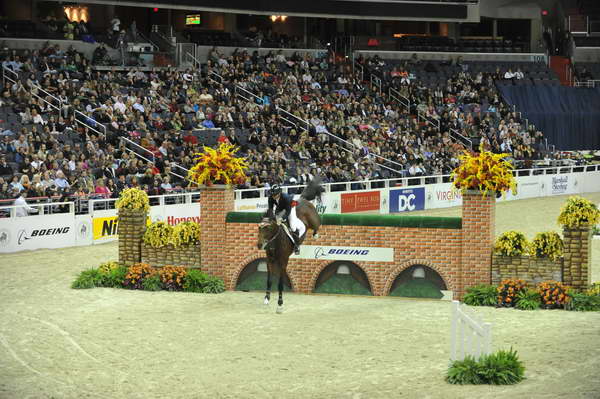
[270, 15, 288, 22]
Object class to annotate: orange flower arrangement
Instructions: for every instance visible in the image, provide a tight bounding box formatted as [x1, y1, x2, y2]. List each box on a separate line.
[497, 279, 527, 307]
[451, 145, 516, 196]
[188, 142, 249, 187]
[538, 281, 571, 309]
[158, 266, 188, 291]
[123, 263, 157, 290]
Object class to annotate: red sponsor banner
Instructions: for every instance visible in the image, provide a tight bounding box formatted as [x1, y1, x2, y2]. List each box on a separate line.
[341, 191, 380, 213]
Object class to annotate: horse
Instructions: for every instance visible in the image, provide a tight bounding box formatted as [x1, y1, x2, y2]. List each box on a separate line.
[256, 178, 323, 313]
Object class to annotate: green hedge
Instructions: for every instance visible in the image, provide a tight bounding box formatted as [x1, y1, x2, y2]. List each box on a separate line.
[226, 212, 461, 229]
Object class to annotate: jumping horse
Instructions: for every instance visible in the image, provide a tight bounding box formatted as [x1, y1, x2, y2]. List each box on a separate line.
[256, 178, 323, 313]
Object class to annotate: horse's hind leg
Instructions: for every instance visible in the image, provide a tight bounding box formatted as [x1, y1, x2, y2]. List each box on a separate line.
[264, 262, 272, 305]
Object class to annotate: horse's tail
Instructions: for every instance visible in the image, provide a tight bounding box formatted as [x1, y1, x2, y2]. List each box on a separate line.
[300, 177, 324, 202]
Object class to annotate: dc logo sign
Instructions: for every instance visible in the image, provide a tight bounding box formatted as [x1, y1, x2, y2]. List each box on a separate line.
[389, 188, 425, 212]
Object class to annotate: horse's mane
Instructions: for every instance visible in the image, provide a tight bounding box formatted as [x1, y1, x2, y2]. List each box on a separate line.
[300, 177, 324, 202]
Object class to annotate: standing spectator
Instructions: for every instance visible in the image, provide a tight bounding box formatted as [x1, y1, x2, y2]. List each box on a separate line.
[14, 190, 39, 217]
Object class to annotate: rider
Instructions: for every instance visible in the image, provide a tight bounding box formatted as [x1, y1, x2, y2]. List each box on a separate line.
[266, 184, 305, 255]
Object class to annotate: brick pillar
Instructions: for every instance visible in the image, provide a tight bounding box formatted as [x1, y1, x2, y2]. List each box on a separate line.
[562, 227, 592, 290]
[460, 191, 495, 299]
[199, 186, 234, 285]
[118, 209, 147, 266]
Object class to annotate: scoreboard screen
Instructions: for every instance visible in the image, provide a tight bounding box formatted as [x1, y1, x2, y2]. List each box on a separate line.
[186, 14, 201, 25]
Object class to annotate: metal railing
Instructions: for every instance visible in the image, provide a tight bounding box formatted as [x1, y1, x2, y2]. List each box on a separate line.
[185, 51, 202, 70]
[388, 87, 410, 111]
[0, 201, 75, 218]
[207, 70, 223, 84]
[2, 65, 19, 85]
[370, 74, 382, 95]
[235, 85, 264, 104]
[449, 127, 473, 149]
[233, 163, 600, 200]
[74, 109, 106, 137]
[354, 61, 364, 81]
[88, 191, 198, 212]
[574, 79, 600, 88]
[568, 15, 589, 35]
[417, 110, 441, 130]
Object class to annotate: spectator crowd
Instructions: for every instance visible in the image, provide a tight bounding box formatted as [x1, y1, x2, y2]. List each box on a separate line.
[0, 40, 559, 211]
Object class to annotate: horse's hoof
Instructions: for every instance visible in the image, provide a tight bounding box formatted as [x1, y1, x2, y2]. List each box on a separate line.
[313, 233, 320, 239]
[264, 298, 270, 305]
[276, 306, 284, 314]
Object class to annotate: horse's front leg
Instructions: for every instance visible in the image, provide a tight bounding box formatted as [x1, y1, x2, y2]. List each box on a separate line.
[276, 273, 284, 314]
[264, 260, 273, 305]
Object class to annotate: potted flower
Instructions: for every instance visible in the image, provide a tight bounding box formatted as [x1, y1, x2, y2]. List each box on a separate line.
[187, 143, 249, 188]
[451, 146, 516, 197]
[557, 196, 600, 230]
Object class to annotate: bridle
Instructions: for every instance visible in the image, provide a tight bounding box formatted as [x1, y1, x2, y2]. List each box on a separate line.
[259, 220, 282, 250]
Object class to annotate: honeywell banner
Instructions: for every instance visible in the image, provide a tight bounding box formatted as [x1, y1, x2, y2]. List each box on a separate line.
[290, 245, 394, 262]
[0, 214, 76, 253]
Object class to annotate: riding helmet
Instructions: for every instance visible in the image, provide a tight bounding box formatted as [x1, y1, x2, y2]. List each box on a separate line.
[269, 185, 282, 196]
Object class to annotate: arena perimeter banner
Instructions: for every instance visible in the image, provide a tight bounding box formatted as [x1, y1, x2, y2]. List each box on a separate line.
[341, 191, 380, 213]
[389, 188, 425, 213]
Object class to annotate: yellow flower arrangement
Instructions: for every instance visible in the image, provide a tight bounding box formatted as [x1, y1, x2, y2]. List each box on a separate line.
[98, 261, 120, 274]
[494, 231, 529, 257]
[143, 221, 174, 248]
[585, 282, 600, 296]
[529, 231, 564, 261]
[188, 143, 249, 187]
[451, 146, 516, 196]
[557, 196, 600, 228]
[115, 187, 150, 213]
[171, 221, 201, 248]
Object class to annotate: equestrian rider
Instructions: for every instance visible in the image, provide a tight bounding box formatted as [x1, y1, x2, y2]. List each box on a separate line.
[266, 185, 305, 255]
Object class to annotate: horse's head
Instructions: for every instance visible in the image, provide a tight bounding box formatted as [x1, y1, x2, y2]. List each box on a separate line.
[257, 217, 279, 250]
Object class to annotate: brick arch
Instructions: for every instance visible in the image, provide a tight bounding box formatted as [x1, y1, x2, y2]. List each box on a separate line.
[231, 255, 298, 291]
[309, 260, 376, 294]
[382, 259, 453, 296]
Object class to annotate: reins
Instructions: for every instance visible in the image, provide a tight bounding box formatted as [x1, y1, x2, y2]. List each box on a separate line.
[261, 223, 282, 250]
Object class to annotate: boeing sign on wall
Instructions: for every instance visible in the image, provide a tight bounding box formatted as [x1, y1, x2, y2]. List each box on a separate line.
[291, 245, 394, 262]
[389, 188, 425, 213]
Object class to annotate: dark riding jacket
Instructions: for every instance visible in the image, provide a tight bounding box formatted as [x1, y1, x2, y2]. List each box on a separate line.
[267, 193, 294, 220]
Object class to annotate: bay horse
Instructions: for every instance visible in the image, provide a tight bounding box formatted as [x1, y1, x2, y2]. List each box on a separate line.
[257, 178, 323, 313]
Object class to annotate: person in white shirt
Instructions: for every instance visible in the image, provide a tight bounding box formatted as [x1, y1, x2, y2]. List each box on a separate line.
[14, 190, 39, 217]
[132, 99, 145, 113]
[113, 97, 126, 114]
[514, 68, 525, 80]
[111, 17, 121, 34]
[504, 69, 515, 80]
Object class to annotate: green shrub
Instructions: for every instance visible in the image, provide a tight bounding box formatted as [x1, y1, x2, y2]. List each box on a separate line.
[569, 292, 600, 311]
[72, 269, 104, 289]
[183, 269, 209, 293]
[446, 348, 525, 385]
[142, 274, 162, 291]
[104, 266, 128, 288]
[203, 276, 226, 294]
[515, 289, 541, 310]
[463, 284, 497, 306]
[446, 356, 482, 385]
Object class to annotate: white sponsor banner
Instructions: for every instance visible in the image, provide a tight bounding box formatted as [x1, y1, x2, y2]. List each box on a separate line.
[157, 203, 201, 225]
[74, 215, 93, 247]
[426, 183, 463, 209]
[582, 171, 600, 193]
[235, 193, 339, 215]
[290, 245, 394, 262]
[0, 214, 76, 253]
[545, 174, 579, 196]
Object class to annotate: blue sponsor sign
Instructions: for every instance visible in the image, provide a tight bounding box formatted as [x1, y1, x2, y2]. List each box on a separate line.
[389, 187, 425, 213]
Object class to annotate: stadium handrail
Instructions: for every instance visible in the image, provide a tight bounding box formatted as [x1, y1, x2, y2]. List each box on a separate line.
[2, 65, 18, 84]
[1, 164, 596, 216]
[0, 201, 75, 217]
[233, 163, 600, 200]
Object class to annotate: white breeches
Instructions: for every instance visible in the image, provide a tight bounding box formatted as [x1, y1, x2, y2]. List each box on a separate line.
[289, 207, 306, 238]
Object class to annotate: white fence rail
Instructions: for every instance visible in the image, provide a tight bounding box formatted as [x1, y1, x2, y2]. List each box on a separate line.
[450, 300, 492, 362]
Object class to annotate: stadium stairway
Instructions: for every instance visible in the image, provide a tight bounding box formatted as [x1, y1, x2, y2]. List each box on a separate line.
[550, 56, 572, 86]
